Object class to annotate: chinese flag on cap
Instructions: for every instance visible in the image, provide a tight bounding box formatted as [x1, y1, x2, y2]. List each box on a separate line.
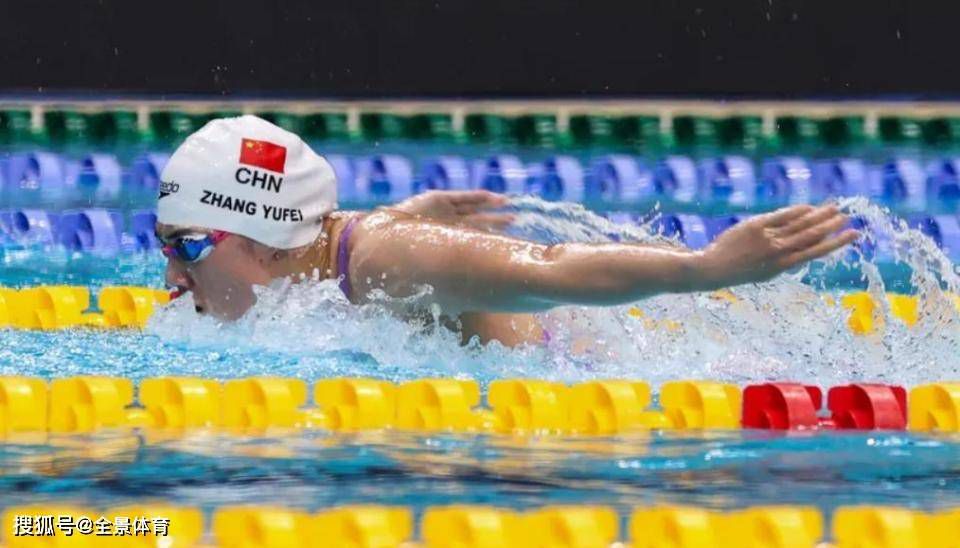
[239, 138, 287, 173]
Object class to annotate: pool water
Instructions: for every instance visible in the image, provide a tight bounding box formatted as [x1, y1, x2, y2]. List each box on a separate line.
[1, 194, 960, 517]
[2, 429, 960, 515]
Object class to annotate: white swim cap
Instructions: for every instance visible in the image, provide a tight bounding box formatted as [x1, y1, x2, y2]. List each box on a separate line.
[156, 115, 337, 249]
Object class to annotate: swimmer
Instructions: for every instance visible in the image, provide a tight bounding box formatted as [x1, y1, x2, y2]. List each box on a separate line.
[157, 116, 859, 346]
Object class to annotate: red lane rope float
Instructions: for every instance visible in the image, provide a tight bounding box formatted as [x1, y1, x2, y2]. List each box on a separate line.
[742, 383, 908, 430]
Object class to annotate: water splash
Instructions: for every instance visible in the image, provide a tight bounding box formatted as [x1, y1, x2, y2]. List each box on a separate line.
[141, 196, 960, 387]
[148, 279, 550, 382]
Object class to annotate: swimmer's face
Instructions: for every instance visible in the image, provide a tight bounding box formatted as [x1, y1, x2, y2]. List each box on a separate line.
[157, 224, 274, 320]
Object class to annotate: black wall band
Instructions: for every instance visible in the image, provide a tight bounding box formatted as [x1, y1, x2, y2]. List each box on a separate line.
[0, 0, 950, 98]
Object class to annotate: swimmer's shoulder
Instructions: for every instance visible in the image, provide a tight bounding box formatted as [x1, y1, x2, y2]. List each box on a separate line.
[335, 208, 418, 298]
[347, 207, 417, 240]
[327, 208, 406, 255]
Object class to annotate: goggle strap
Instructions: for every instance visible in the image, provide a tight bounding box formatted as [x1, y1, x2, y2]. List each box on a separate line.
[210, 231, 230, 244]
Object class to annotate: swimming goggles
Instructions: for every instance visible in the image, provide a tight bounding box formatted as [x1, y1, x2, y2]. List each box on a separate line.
[159, 230, 230, 263]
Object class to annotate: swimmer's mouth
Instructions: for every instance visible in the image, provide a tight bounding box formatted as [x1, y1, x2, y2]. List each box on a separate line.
[167, 286, 203, 314]
[169, 286, 188, 300]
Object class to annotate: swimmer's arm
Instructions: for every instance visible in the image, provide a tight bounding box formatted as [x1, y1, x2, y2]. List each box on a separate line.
[354, 228, 704, 312]
[350, 205, 858, 313]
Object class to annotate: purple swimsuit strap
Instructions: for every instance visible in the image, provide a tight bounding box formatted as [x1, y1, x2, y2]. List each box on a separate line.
[337, 217, 360, 298]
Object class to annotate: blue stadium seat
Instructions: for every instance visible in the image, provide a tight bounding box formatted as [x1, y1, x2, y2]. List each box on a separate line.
[759, 157, 814, 204]
[66, 154, 123, 197]
[908, 215, 960, 260]
[0, 210, 11, 242]
[700, 156, 757, 207]
[877, 158, 926, 210]
[703, 215, 742, 242]
[58, 209, 123, 254]
[525, 156, 584, 201]
[130, 153, 169, 190]
[324, 154, 356, 202]
[5, 209, 59, 244]
[355, 155, 414, 201]
[3, 152, 64, 191]
[653, 156, 698, 203]
[418, 156, 471, 193]
[925, 158, 960, 204]
[585, 155, 655, 204]
[813, 158, 868, 198]
[472, 156, 526, 194]
[129, 210, 160, 251]
[653, 214, 710, 249]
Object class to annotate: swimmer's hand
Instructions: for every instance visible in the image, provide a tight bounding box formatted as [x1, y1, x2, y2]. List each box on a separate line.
[696, 203, 860, 288]
[390, 190, 514, 231]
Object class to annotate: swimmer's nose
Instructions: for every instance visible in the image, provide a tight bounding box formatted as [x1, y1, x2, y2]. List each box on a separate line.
[165, 259, 192, 292]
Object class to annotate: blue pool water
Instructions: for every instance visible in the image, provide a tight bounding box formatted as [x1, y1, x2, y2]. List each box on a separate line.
[2, 190, 960, 515]
[2, 430, 960, 515]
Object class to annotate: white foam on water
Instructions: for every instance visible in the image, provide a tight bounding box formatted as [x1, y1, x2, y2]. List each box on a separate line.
[148, 275, 551, 382]
[147, 197, 960, 386]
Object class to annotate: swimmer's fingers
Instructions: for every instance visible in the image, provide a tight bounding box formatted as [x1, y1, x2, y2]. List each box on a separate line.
[782, 228, 860, 268]
[448, 190, 509, 214]
[759, 204, 816, 227]
[454, 198, 508, 216]
[461, 212, 516, 230]
[776, 204, 841, 237]
[392, 190, 507, 220]
[779, 210, 850, 252]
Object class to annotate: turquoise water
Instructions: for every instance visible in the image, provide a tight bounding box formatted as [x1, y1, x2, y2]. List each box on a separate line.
[1, 196, 960, 513]
[1, 430, 960, 514]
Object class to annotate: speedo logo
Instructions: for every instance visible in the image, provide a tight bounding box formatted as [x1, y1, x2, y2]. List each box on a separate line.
[158, 180, 180, 199]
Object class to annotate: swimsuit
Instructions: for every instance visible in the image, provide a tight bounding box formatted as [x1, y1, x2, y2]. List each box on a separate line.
[337, 217, 360, 299]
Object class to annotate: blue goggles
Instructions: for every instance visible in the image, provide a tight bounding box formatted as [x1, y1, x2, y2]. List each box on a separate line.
[159, 231, 230, 263]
